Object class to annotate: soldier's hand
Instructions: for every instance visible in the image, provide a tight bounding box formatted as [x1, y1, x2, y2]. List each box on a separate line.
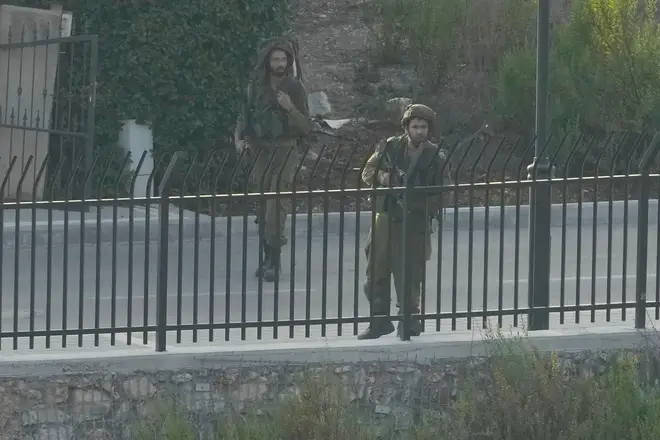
[276, 91, 294, 111]
[396, 169, 407, 186]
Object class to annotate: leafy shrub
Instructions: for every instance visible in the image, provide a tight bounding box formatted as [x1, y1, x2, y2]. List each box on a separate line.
[489, 0, 660, 170]
[494, 0, 660, 134]
[366, 0, 537, 90]
[435, 328, 660, 440]
[368, 0, 660, 154]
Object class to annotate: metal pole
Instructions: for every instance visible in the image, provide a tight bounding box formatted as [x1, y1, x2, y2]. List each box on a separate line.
[155, 152, 183, 352]
[535, 0, 549, 152]
[634, 133, 660, 329]
[527, 0, 552, 330]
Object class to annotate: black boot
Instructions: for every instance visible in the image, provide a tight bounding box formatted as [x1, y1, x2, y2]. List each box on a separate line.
[254, 243, 271, 278]
[396, 306, 423, 338]
[397, 320, 423, 338]
[357, 316, 395, 340]
[263, 246, 281, 282]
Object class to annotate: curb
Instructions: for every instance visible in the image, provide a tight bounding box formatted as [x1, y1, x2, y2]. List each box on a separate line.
[1, 199, 656, 249]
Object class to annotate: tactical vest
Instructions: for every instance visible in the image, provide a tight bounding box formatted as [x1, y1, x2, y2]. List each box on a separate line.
[373, 136, 439, 219]
[246, 84, 289, 140]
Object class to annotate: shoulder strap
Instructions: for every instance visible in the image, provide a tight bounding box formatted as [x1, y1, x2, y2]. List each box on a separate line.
[383, 135, 405, 166]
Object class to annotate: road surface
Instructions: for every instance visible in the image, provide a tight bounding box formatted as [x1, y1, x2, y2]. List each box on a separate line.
[0, 218, 657, 351]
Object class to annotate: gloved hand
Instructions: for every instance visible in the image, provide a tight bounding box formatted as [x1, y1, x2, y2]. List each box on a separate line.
[395, 168, 406, 186]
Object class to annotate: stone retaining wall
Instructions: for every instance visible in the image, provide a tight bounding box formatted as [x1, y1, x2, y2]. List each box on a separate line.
[3, 345, 659, 439]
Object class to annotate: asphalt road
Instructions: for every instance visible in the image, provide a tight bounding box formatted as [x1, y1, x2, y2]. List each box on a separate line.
[0, 219, 656, 349]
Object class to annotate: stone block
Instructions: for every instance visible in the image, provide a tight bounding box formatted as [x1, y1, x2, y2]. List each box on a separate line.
[122, 377, 156, 400]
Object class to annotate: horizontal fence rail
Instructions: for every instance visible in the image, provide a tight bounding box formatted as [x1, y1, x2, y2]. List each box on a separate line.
[0, 130, 659, 351]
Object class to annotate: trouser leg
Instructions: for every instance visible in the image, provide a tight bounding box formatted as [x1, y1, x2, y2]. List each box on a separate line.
[392, 219, 427, 337]
[252, 149, 274, 278]
[358, 213, 395, 340]
[262, 146, 298, 282]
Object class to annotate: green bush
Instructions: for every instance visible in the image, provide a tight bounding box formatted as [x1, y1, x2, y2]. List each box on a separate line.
[366, 0, 536, 90]
[494, 0, 660, 135]
[368, 0, 660, 153]
[130, 330, 660, 440]
[7, 0, 291, 196]
[436, 329, 660, 440]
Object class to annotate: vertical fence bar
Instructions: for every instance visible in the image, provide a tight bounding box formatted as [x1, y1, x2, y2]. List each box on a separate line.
[111, 154, 131, 346]
[193, 158, 213, 343]
[127, 151, 148, 344]
[77, 156, 94, 348]
[226, 148, 247, 341]
[176, 159, 195, 344]
[288, 144, 310, 339]
[355, 149, 373, 336]
[337, 144, 358, 336]
[95, 154, 113, 346]
[14, 157, 33, 350]
[305, 147, 326, 338]
[32, 156, 49, 349]
[155, 153, 182, 352]
[636, 172, 650, 330]
[274, 145, 296, 339]
[0, 157, 17, 351]
[634, 133, 659, 329]
[400, 183, 410, 341]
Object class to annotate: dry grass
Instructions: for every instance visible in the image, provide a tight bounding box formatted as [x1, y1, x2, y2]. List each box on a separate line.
[131, 328, 660, 440]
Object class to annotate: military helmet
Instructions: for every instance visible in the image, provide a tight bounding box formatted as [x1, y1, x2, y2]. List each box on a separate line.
[401, 103, 436, 130]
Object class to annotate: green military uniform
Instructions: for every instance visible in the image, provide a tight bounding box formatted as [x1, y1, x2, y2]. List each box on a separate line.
[359, 104, 448, 340]
[237, 36, 311, 281]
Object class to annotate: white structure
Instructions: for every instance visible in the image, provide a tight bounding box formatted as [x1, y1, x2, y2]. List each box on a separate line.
[117, 119, 154, 198]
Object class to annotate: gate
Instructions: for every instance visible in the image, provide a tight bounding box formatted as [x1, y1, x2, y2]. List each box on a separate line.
[0, 14, 98, 203]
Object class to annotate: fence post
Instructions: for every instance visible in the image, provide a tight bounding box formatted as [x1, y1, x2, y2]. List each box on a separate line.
[527, 161, 553, 331]
[155, 152, 183, 352]
[634, 134, 659, 329]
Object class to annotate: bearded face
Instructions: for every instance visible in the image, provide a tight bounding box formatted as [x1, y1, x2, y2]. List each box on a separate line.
[268, 49, 289, 78]
[406, 117, 430, 146]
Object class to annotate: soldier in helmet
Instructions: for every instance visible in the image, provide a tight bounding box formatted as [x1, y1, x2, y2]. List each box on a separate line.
[358, 104, 448, 340]
[235, 36, 312, 282]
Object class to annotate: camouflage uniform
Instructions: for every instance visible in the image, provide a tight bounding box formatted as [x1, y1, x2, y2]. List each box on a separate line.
[236, 37, 311, 281]
[359, 104, 448, 340]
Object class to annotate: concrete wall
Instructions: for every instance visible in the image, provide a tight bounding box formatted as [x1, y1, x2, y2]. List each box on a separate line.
[0, 325, 657, 439]
[0, 5, 64, 201]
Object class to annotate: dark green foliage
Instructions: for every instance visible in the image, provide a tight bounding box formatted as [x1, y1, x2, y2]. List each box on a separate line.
[6, 0, 291, 195]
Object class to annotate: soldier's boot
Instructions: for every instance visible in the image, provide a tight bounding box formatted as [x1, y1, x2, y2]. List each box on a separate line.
[262, 246, 281, 282]
[358, 315, 395, 340]
[254, 243, 272, 278]
[397, 305, 423, 338]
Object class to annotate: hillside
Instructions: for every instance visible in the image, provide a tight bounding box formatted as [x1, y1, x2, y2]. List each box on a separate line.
[289, 0, 495, 189]
[231, 0, 659, 214]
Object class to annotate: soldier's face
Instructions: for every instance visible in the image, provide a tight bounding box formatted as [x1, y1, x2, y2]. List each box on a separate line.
[269, 50, 288, 77]
[406, 118, 429, 146]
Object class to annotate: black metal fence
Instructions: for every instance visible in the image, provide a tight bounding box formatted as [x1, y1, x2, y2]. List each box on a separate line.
[0, 130, 659, 351]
